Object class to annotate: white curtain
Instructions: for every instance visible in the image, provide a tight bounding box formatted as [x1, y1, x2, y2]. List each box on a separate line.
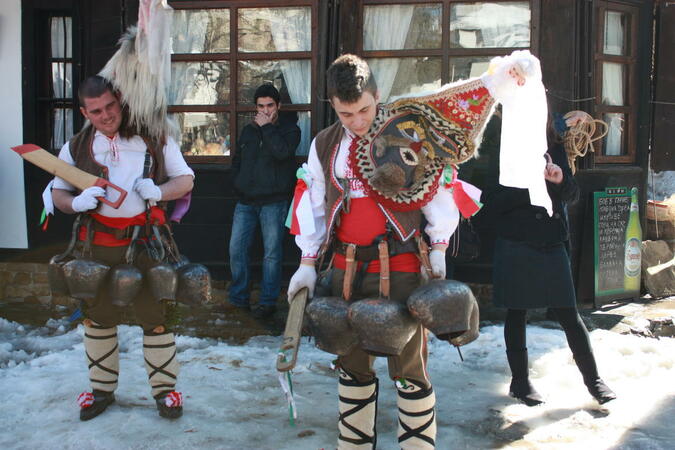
[269, 7, 312, 155]
[604, 11, 625, 55]
[602, 62, 624, 106]
[363, 6, 415, 102]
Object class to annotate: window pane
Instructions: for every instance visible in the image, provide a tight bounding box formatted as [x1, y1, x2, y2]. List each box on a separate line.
[602, 62, 625, 106]
[50, 17, 72, 58]
[169, 62, 230, 105]
[52, 108, 73, 149]
[174, 112, 230, 156]
[364, 4, 442, 50]
[51, 62, 72, 98]
[368, 57, 441, 103]
[450, 2, 530, 48]
[172, 9, 230, 53]
[602, 113, 625, 156]
[238, 60, 311, 104]
[604, 11, 629, 56]
[236, 111, 311, 156]
[238, 7, 311, 52]
[448, 56, 492, 82]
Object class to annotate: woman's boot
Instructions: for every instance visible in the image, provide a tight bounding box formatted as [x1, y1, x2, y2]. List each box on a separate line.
[572, 351, 616, 404]
[506, 350, 543, 406]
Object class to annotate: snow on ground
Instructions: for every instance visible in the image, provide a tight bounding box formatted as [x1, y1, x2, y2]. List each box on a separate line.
[1, 317, 674, 449]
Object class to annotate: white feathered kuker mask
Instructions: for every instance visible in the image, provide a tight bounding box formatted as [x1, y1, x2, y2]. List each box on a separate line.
[98, 4, 178, 145]
[348, 50, 550, 214]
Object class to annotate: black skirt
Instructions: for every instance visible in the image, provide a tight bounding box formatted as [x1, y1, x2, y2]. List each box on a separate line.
[492, 238, 576, 309]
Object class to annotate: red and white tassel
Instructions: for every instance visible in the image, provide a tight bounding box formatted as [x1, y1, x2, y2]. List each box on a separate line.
[77, 392, 94, 408]
[164, 391, 183, 407]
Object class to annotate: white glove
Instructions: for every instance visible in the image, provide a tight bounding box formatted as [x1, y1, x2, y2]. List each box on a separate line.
[287, 264, 316, 302]
[133, 178, 162, 202]
[429, 249, 446, 279]
[71, 186, 105, 212]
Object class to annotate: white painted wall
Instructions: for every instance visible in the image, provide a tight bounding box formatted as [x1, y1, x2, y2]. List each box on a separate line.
[0, 0, 28, 248]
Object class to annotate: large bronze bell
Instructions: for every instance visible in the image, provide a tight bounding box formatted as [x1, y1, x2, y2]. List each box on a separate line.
[348, 298, 418, 356]
[407, 279, 480, 346]
[109, 264, 143, 307]
[47, 216, 81, 296]
[147, 262, 178, 302]
[48, 254, 72, 296]
[305, 297, 359, 356]
[62, 258, 110, 300]
[175, 263, 212, 305]
[108, 225, 144, 307]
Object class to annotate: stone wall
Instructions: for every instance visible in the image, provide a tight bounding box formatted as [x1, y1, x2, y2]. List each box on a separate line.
[0, 262, 75, 307]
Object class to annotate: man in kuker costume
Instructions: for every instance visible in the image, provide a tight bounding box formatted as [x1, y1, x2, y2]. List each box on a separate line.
[287, 54, 461, 449]
[287, 49, 548, 448]
[52, 75, 194, 420]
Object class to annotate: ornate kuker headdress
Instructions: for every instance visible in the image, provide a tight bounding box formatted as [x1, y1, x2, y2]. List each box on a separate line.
[348, 50, 550, 214]
[349, 79, 496, 212]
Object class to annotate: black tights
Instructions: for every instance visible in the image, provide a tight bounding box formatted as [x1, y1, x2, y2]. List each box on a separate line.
[504, 308, 593, 357]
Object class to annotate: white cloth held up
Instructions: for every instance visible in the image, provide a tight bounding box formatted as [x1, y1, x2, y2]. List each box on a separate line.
[481, 50, 552, 216]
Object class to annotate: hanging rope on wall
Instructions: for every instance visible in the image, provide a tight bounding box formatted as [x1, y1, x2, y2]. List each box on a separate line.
[563, 110, 609, 174]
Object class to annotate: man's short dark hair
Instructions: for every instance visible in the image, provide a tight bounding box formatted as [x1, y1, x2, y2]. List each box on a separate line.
[326, 54, 378, 103]
[254, 84, 280, 105]
[78, 75, 115, 107]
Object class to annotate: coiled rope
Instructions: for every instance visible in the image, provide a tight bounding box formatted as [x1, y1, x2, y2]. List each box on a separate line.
[563, 111, 609, 174]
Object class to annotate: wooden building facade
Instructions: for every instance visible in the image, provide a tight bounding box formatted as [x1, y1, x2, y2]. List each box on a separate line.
[3, 0, 673, 304]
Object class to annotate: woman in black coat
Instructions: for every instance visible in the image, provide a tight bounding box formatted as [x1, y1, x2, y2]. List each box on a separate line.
[483, 113, 616, 406]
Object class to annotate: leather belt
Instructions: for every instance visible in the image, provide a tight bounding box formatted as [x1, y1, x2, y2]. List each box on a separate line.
[88, 221, 140, 240]
[333, 237, 417, 262]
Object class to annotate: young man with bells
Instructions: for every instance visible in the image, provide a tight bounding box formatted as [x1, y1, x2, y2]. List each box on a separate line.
[52, 75, 194, 421]
[287, 54, 465, 449]
[287, 49, 549, 448]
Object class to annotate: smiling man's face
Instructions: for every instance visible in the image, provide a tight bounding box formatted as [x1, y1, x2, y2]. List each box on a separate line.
[80, 90, 123, 137]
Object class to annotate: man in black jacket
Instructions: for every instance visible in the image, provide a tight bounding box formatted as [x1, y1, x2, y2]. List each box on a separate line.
[229, 84, 301, 318]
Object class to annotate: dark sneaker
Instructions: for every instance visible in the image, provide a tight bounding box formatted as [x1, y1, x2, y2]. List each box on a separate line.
[227, 300, 250, 311]
[252, 304, 276, 319]
[155, 391, 183, 419]
[78, 390, 115, 421]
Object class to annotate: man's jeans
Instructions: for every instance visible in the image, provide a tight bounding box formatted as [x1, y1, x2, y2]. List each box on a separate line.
[228, 201, 288, 307]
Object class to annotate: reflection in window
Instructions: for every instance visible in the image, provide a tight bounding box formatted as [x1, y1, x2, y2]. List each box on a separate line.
[238, 7, 311, 52]
[450, 2, 530, 48]
[170, 62, 230, 105]
[172, 9, 230, 53]
[364, 4, 442, 51]
[52, 108, 73, 149]
[448, 57, 491, 82]
[602, 113, 624, 156]
[368, 57, 441, 102]
[602, 62, 625, 106]
[604, 11, 627, 56]
[238, 60, 311, 104]
[173, 112, 230, 156]
[51, 62, 72, 98]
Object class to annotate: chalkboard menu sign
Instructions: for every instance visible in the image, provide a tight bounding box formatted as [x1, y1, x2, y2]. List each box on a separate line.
[593, 187, 640, 304]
